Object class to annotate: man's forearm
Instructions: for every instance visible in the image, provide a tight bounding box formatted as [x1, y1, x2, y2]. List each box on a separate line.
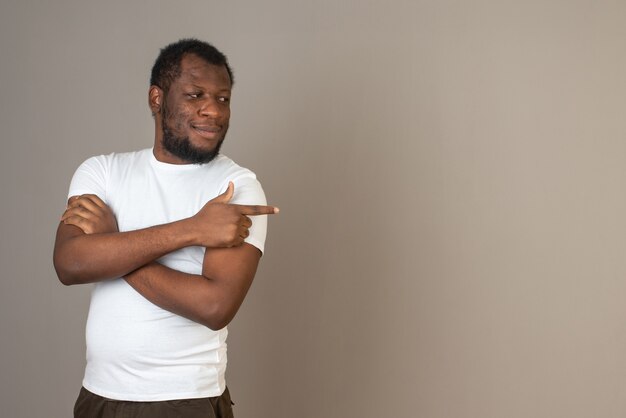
[124, 243, 261, 330]
[53, 219, 196, 285]
[124, 262, 249, 331]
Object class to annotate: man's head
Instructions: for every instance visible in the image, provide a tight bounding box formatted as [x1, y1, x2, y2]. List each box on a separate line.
[149, 39, 234, 164]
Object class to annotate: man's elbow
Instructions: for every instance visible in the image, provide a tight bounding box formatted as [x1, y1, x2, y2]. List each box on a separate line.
[54, 262, 80, 286]
[203, 318, 231, 331]
[53, 252, 86, 286]
[200, 303, 237, 331]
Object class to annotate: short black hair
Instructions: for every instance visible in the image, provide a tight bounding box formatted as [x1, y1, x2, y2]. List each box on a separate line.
[150, 38, 234, 92]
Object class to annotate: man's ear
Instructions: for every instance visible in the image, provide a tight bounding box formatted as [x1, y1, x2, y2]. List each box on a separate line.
[149, 86, 163, 115]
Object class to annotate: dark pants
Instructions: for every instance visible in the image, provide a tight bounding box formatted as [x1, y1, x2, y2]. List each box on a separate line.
[74, 387, 235, 418]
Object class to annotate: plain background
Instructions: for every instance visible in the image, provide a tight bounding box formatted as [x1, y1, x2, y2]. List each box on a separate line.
[2, 1, 626, 417]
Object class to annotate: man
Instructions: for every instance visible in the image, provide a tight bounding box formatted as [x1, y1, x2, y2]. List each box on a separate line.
[53, 38, 278, 418]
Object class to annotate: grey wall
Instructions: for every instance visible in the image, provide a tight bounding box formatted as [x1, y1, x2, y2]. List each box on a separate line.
[2, 1, 626, 417]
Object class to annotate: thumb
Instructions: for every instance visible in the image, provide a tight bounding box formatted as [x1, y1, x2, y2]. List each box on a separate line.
[210, 181, 234, 204]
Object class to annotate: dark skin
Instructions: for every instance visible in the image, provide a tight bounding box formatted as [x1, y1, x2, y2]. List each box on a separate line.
[53, 54, 278, 330]
[154, 54, 232, 164]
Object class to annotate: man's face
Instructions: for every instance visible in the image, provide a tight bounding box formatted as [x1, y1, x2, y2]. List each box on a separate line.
[159, 54, 232, 164]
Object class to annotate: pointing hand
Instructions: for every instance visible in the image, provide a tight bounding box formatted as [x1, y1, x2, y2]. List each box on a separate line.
[189, 182, 278, 248]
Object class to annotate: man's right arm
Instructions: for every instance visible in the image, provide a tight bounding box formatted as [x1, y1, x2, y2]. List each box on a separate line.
[53, 218, 197, 285]
[53, 184, 276, 286]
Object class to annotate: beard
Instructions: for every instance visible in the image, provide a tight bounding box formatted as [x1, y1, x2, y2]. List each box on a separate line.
[161, 102, 226, 165]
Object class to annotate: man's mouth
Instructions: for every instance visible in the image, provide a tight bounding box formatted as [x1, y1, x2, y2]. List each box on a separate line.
[191, 124, 221, 139]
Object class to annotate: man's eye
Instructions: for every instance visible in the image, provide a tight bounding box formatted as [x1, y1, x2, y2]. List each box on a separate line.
[218, 97, 230, 103]
[187, 93, 201, 99]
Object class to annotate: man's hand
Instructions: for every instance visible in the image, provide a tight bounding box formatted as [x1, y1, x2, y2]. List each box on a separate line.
[188, 182, 278, 248]
[61, 194, 118, 235]
[58, 182, 278, 251]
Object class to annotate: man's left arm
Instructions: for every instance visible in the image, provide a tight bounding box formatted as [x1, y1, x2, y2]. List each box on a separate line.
[122, 178, 268, 329]
[124, 243, 262, 330]
[61, 178, 271, 330]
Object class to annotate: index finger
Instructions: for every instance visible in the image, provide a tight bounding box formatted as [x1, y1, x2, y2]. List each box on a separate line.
[79, 194, 107, 209]
[232, 204, 280, 216]
[67, 194, 106, 209]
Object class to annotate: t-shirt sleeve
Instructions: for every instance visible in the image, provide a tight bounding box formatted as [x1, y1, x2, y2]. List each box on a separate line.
[225, 174, 268, 254]
[68, 155, 108, 202]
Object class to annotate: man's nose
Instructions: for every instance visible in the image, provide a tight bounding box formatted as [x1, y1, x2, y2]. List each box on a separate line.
[199, 98, 220, 117]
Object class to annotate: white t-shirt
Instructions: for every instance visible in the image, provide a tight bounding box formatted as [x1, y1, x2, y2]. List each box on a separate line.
[68, 148, 267, 401]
